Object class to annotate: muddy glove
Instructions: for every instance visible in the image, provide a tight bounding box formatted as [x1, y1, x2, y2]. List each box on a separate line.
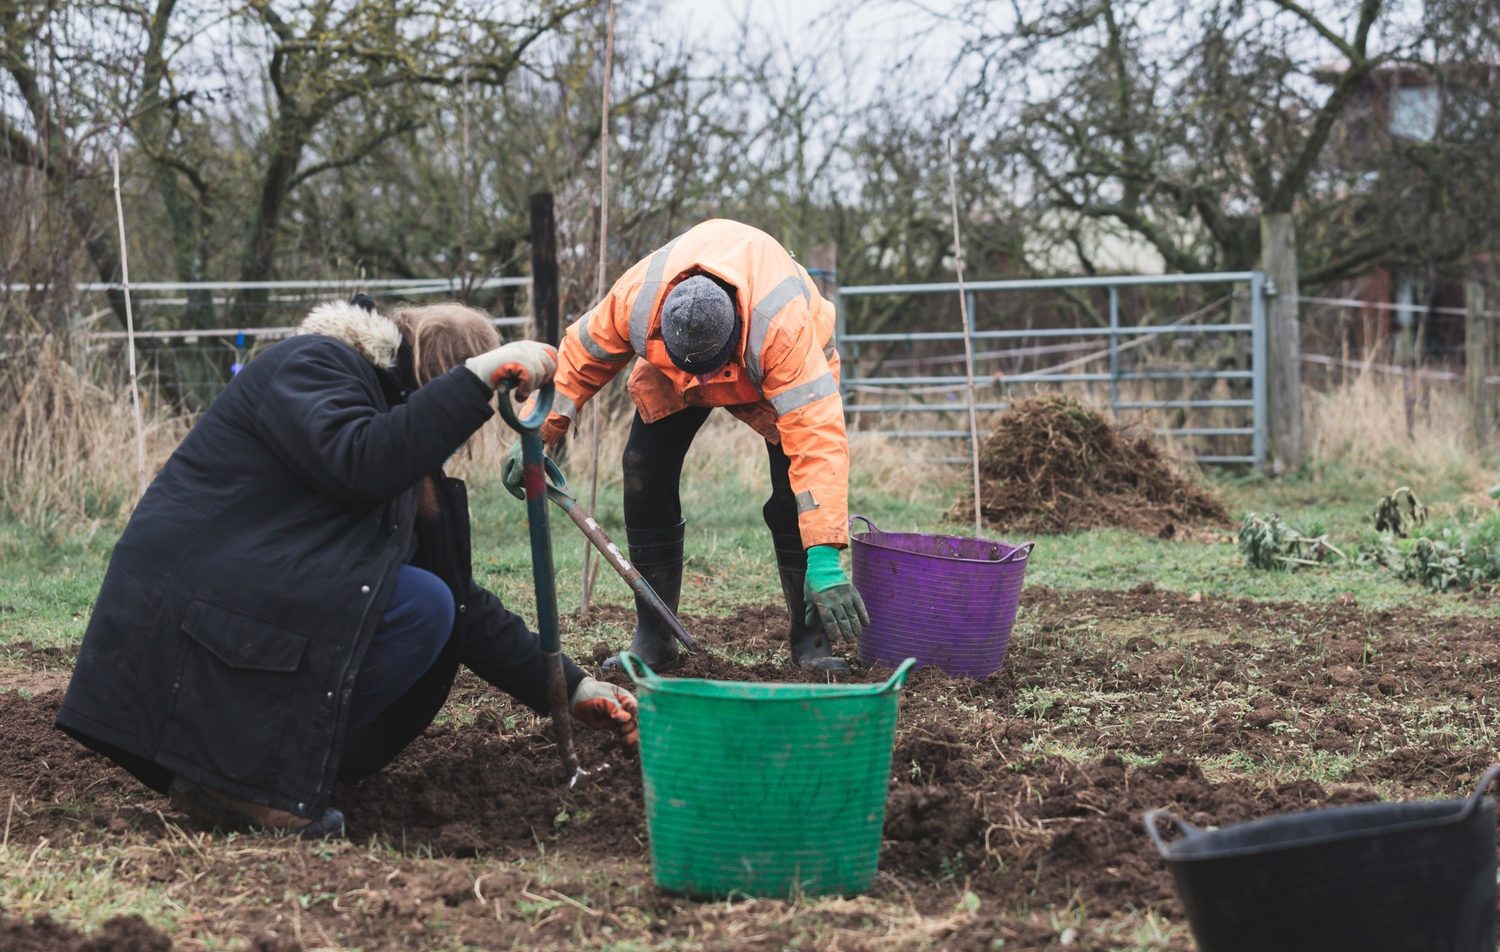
[570, 676, 639, 747]
[803, 544, 869, 643]
[502, 442, 565, 500]
[501, 442, 528, 500]
[465, 340, 557, 397]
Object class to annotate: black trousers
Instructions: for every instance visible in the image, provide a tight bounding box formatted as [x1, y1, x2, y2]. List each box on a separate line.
[621, 407, 800, 541]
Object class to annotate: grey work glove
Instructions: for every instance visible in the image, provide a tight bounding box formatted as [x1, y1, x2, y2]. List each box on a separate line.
[501, 442, 526, 500]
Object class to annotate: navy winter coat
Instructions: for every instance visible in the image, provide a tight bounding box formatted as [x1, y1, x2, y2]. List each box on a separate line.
[57, 309, 583, 817]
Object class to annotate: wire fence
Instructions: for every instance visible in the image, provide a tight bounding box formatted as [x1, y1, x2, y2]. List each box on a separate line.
[58, 277, 531, 409]
[835, 272, 1268, 468]
[18, 274, 1498, 458]
[1296, 294, 1500, 385]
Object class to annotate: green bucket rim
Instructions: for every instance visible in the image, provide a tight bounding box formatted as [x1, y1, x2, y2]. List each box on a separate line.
[619, 652, 917, 700]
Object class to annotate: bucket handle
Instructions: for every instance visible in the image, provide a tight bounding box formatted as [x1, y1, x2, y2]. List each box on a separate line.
[617, 651, 658, 688]
[849, 514, 881, 535]
[1459, 763, 1500, 819]
[1142, 808, 1205, 855]
[998, 541, 1036, 564]
[1144, 766, 1500, 854]
[878, 657, 919, 694]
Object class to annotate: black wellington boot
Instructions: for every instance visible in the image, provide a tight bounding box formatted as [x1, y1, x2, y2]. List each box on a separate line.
[603, 520, 685, 671]
[772, 532, 852, 675]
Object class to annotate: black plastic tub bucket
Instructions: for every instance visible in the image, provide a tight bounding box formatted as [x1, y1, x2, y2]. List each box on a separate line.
[1144, 765, 1500, 952]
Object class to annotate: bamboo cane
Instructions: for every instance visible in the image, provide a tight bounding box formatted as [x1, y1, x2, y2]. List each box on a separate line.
[582, 0, 618, 613]
[945, 137, 983, 535]
[110, 151, 148, 499]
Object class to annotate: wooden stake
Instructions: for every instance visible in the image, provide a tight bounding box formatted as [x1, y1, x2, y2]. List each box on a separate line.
[110, 151, 147, 499]
[529, 193, 559, 346]
[1259, 213, 1304, 472]
[1466, 280, 1490, 449]
[582, 0, 617, 614]
[945, 137, 983, 536]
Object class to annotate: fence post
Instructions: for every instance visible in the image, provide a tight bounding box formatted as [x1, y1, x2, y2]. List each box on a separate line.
[528, 191, 559, 346]
[1466, 280, 1490, 449]
[1259, 213, 1303, 473]
[1108, 285, 1120, 417]
[1250, 271, 1269, 472]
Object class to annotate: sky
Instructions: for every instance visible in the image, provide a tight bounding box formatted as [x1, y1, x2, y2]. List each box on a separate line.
[649, 0, 968, 100]
[652, 0, 934, 54]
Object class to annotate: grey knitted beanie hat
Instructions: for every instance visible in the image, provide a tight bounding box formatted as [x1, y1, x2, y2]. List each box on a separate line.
[660, 274, 740, 374]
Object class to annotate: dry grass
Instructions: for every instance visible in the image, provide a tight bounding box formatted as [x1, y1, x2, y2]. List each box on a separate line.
[1305, 370, 1489, 482]
[0, 320, 188, 533]
[454, 381, 955, 507]
[0, 326, 943, 541]
[7, 326, 1490, 541]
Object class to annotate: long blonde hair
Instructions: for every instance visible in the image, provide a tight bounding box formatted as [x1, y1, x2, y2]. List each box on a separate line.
[389, 301, 500, 386]
[388, 301, 500, 518]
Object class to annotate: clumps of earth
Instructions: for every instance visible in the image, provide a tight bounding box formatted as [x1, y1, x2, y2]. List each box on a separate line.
[950, 395, 1230, 536]
[0, 913, 171, 951]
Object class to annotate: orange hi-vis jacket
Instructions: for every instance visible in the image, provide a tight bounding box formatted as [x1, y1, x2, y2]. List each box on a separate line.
[549, 219, 850, 548]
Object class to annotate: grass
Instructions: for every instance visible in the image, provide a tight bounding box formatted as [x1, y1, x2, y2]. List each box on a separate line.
[3, 397, 1500, 949]
[5, 433, 1498, 667]
[0, 523, 115, 651]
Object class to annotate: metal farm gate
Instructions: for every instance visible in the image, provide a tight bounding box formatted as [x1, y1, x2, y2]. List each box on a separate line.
[833, 271, 1271, 470]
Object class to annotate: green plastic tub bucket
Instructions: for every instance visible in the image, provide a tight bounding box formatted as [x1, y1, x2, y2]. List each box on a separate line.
[621, 652, 917, 899]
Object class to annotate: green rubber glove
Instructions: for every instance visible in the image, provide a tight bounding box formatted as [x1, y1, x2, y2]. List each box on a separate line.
[803, 544, 870, 643]
[500, 442, 526, 500]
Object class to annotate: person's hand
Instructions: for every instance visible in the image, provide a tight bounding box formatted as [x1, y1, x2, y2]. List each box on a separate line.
[501, 442, 527, 500]
[571, 676, 638, 747]
[502, 443, 564, 500]
[540, 415, 571, 448]
[802, 544, 870, 643]
[465, 340, 557, 397]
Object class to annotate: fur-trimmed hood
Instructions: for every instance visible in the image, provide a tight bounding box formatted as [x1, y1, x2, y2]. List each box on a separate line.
[296, 300, 402, 370]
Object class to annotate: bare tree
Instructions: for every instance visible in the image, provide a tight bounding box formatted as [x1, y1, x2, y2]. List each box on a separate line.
[938, 0, 1458, 283]
[0, 0, 142, 328]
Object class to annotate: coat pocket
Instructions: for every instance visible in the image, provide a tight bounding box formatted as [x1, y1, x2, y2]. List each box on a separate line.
[180, 599, 308, 671]
[160, 599, 312, 791]
[627, 361, 689, 423]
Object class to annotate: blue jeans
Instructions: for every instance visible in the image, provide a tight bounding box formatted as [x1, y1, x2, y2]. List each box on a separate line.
[347, 565, 454, 732]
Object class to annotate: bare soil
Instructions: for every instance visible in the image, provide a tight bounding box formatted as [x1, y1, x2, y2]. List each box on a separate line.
[1, 913, 171, 951]
[2, 590, 1497, 949]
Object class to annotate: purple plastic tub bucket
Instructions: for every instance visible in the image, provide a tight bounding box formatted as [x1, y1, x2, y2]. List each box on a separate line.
[849, 515, 1033, 679]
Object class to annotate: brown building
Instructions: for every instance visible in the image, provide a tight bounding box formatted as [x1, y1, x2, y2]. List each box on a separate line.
[1311, 62, 1497, 365]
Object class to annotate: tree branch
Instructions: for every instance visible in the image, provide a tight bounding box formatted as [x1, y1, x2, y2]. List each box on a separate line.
[1301, 230, 1403, 285]
[0, 119, 46, 172]
[1266, 0, 1387, 212]
[1267, 0, 1365, 65]
[287, 118, 420, 188]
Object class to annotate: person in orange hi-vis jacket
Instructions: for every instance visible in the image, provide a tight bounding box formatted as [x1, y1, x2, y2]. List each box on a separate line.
[502, 219, 867, 674]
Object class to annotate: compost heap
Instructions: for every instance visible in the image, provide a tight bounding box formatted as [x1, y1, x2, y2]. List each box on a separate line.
[950, 395, 1230, 536]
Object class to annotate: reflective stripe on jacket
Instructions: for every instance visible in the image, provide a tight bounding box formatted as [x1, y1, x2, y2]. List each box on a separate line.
[550, 219, 849, 548]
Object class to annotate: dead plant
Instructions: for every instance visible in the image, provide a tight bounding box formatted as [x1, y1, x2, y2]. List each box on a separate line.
[0, 314, 187, 532]
[949, 394, 1229, 536]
